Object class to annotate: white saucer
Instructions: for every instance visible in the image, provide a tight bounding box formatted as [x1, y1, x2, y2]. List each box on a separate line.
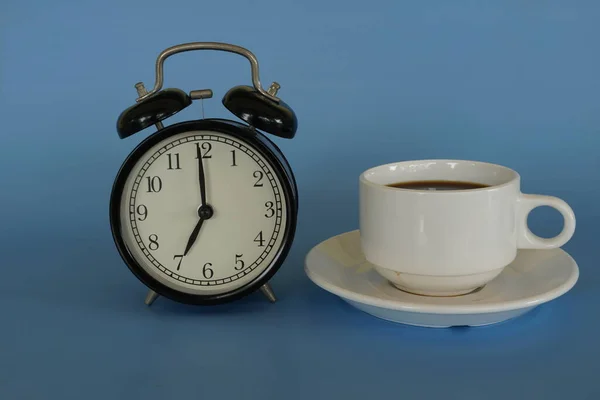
[304, 230, 579, 328]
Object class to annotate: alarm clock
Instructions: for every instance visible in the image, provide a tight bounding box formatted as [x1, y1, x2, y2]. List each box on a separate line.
[109, 42, 298, 306]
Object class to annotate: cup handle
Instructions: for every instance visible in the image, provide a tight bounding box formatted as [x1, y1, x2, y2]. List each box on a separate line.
[516, 194, 576, 249]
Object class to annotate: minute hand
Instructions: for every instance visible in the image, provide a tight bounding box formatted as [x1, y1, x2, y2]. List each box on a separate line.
[197, 143, 207, 206]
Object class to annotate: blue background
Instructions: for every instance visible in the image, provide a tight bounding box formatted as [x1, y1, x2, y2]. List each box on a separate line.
[2, 1, 599, 398]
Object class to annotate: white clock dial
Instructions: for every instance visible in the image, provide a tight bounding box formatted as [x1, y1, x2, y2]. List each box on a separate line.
[118, 130, 288, 296]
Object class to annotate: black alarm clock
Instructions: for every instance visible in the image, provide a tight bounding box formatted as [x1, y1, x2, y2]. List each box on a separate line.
[109, 42, 298, 306]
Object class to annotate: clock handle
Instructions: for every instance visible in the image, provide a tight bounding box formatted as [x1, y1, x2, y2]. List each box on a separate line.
[135, 42, 280, 104]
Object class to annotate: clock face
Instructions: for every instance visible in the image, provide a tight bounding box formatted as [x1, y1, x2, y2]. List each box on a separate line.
[116, 128, 289, 298]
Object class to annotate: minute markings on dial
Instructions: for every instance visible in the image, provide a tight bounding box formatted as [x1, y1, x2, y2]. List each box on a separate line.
[127, 134, 284, 286]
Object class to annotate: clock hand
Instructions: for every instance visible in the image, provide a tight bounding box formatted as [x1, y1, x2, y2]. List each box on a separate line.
[197, 143, 207, 206]
[183, 216, 205, 256]
[183, 205, 214, 256]
[185, 145, 211, 257]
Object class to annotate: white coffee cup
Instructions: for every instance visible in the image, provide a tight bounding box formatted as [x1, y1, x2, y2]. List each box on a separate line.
[359, 159, 576, 296]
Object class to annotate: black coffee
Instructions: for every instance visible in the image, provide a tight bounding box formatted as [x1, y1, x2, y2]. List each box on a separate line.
[386, 180, 490, 191]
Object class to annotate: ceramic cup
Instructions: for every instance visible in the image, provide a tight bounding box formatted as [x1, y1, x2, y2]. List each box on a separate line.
[359, 159, 576, 296]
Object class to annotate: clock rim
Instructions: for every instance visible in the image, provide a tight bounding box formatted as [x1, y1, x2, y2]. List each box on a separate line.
[109, 118, 298, 306]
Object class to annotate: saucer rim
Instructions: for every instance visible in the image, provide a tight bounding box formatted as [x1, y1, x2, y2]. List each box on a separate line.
[304, 230, 579, 315]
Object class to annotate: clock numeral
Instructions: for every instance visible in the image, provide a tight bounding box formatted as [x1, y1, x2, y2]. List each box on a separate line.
[146, 176, 162, 193]
[254, 231, 265, 247]
[167, 153, 181, 170]
[136, 204, 148, 221]
[196, 142, 212, 159]
[173, 255, 184, 270]
[148, 234, 159, 251]
[253, 170, 264, 187]
[265, 201, 275, 218]
[234, 254, 245, 270]
[203, 262, 214, 279]
[230, 150, 237, 167]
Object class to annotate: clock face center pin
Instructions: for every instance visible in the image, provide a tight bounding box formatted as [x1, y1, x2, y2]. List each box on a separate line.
[198, 204, 214, 220]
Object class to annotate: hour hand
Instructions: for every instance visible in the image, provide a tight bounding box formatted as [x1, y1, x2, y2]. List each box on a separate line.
[183, 217, 204, 256]
[183, 204, 214, 256]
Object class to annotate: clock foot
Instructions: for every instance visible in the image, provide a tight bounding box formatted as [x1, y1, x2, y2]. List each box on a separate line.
[260, 283, 276, 303]
[144, 290, 159, 306]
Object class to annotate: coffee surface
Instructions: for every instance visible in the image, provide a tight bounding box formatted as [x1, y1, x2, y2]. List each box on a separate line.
[386, 180, 489, 190]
